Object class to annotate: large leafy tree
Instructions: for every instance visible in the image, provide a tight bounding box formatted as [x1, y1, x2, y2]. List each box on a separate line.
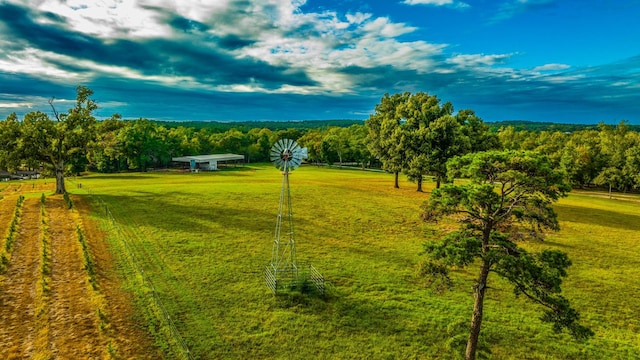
[116, 118, 175, 171]
[397, 92, 454, 191]
[366, 92, 409, 188]
[323, 127, 351, 166]
[20, 86, 97, 194]
[367, 92, 496, 191]
[88, 113, 128, 172]
[298, 129, 326, 165]
[421, 150, 593, 360]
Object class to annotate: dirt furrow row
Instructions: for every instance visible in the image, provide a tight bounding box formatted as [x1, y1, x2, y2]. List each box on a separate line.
[0, 184, 23, 195]
[0, 198, 42, 359]
[47, 196, 105, 359]
[0, 195, 18, 250]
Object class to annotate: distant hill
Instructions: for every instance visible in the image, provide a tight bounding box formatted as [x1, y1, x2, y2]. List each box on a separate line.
[486, 120, 640, 132]
[151, 119, 364, 132]
[147, 119, 638, 133]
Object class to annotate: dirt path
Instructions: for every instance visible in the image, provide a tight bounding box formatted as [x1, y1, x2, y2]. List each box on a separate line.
[47, 195, 105, 359]
[0, 198, 42, 359]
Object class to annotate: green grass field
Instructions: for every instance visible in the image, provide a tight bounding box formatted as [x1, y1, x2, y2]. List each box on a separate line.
[70, 165, 640, 359]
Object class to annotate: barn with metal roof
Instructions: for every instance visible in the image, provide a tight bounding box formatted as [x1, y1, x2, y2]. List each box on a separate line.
[172, 154, 245, 171]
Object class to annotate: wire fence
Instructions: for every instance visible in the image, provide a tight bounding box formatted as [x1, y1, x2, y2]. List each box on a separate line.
[76, 184, 194, 360]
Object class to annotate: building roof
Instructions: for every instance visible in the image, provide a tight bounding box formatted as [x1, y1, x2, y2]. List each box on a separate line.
[172, 154, 244, 163]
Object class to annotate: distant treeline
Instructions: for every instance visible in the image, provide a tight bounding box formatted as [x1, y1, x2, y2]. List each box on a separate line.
[487, 120, 640, 133]
[152, 119, 364, 132]
[150, 119, 639, 133]
[0, 97, 640, 191]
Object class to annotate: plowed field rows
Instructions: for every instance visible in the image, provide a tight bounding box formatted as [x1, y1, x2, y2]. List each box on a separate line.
[48, 196, 104, 358]
[0, 184, 157, 359]
[0, 198, 40, 358]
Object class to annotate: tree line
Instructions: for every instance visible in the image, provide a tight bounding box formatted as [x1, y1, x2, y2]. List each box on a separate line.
[1, 87, 638, 194]
[0, 86, 640, 195]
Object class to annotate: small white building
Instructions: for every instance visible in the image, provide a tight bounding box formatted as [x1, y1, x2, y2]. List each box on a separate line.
[172, 154, 245, 171]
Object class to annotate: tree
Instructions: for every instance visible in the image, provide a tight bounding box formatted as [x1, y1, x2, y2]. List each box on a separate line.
[420, 150, 593, 360]
[298, 129, 326, 165]
[20, 86, 97, 194]
[368, 92, 495, 191]
[366, 92, 409, 188]
[0, 113, 22, 171]
[247, 128, 275, 163]
[595, 121, 637, 192]
[323, 127, 350, 166]
[116, 118, 173, 171]
[88, 114, 128, 172]
[397, 92, 454, 191]
[347, 124, 373, 168]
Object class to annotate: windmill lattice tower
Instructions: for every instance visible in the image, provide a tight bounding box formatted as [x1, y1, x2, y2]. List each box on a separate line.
[265, 139, 323, 294]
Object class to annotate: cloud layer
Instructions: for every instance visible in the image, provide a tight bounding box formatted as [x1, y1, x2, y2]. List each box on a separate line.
[0, 0, 638, 123]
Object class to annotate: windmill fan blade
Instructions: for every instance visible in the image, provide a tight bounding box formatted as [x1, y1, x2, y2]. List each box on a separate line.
[270, 138, 304, 171]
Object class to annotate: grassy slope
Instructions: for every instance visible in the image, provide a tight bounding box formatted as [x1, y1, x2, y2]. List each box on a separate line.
[73, 165, 640, 359]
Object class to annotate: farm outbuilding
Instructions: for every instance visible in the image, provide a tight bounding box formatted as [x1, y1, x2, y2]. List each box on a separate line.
[172, 154, 245, 171]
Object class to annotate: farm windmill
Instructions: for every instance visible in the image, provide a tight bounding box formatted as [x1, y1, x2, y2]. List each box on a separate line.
[265, 139, 324, 295]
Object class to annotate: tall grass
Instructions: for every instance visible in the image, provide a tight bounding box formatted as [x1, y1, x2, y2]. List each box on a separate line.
[76, 165, 640, 359]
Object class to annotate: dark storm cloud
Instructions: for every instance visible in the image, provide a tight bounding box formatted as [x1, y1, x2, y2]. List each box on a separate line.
[87, 74, 371, 121]
[218, 35, 256, 50]
[0, 3, 100, 55]
[0, 3, 158, 70]
[0, 2, 316, 89]
[167, 15, 211, 34]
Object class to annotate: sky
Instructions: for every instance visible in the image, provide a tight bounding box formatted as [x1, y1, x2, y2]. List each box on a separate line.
[0, 0, 639, 124]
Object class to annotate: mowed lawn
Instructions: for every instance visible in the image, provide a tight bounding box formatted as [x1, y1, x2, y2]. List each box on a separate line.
[71, 165, 640, 359]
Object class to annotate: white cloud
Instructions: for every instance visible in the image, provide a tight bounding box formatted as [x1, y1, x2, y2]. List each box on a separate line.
[229, 4, 445, 92]
[448, 53, 513, 68]
[32, 0, 172, 38]
[532, 63, 571, 72]
[542, 74, 586, 83]
[346, 12, 372, 25]
[362, 17, 416, 38]
[0, 48, 81, 79]
[403, 0, 470, 9]
[0, 102, 33, 108]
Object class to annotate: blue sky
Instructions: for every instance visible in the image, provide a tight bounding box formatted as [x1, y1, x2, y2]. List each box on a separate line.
[0, 0, 639, 124]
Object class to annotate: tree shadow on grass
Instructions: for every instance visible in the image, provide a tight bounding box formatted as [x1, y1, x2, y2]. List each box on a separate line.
[89, 191, 275, 235]
[555, 204, 640, 232]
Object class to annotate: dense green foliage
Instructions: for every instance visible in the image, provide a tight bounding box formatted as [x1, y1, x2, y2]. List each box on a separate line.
[487, 120, 640, 133]
[60, 167, 640, 359]
[498, 121, 640, 192]
[365, 92, 499, 191]
[421, 151, 592, 359]
[1, 86, 98, 193]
